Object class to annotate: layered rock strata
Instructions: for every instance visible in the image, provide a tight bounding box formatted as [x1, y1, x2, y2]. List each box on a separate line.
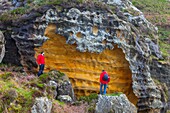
[35, 23, 136, 104]
[150, 60, 170, 110]
[0, 0, 165, 112]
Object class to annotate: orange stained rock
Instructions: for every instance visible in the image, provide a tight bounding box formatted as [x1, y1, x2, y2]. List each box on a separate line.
[34, 24, 138, 105]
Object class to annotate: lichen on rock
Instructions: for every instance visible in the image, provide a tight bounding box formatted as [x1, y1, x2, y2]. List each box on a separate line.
[0, 0, 167, 112]
[95, 94, 137, 113]
[0, 31, 5, 63]
[31, 97, 52, 113]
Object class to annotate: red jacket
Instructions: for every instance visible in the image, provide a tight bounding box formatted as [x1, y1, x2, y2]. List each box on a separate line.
[100, 71, 110, 84]
[37, 54, 45, 65]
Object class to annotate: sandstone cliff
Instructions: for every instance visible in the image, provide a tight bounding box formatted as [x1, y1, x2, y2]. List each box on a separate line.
[0, 0, 169, 112]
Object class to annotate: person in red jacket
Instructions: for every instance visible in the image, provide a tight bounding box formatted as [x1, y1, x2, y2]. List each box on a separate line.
[100, 70, 110, 95]
[37, 51, 45, 76]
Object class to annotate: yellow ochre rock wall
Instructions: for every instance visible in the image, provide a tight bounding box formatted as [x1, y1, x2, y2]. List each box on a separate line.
[35, 24, 138, 105]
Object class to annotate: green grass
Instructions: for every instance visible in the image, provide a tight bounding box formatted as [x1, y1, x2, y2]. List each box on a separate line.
[0, 69, 66, 112]
[158, 27, 170, 61]
[0, 0, 102, 21]
[39, 73, 49, 81]
[131, 0, 170, 24]
[158, 27, 170, 40]
[36, 83, 44, 88]
[79, 93, 98, 103]
[55, 100, 65, 106]
[0, 72, 12, 80]
[106, 92, 122, 96]
[0, 0, 75, 21]
[11, 7, 29, 15]
[0, 78, 34, 112]
[0, 80, 14, 92]
[132, 0, 170, 63]
[16, 88, 33, 100]
[159, 41, 170, 59]
[33, 0, 66, 5]
[131, 0, 170, 14]
[0, 4, 31, 21]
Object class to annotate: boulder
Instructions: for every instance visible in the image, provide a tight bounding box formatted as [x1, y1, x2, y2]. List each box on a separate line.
[47, 80, 58, 98]
[57, 81, 75, 101]
[95, 94, 137, 113]
[31, 97, 52, 113]
[57, 95, 72, 103]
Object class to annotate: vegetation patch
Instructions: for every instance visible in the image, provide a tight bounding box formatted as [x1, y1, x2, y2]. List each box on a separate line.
[55, 100, 65, 106]
[0, 77, 34, 112]
[132, 0, 170, 14]
[0, 72, 12, 80]
[39, 73, 49, 82]
[87, 105, 96, 113]
[158, 27, 170, 62]
[106, 92, 122, 96]
[132, 0, 170, 63]
[79, 93, 98, 103]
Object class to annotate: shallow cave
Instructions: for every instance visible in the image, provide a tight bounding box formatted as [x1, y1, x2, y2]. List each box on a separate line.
[34, 24, 138, 105]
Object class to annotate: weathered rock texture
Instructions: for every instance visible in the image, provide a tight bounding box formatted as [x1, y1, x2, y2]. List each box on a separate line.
[0, 31, 5, 63]
[150, 60, 170, 110]
[35, 24, 136, 104]
[31, 97, 52, 113]
[95, 94, 137, 113]
[43, 70, 75, 102]
[0, 0, 167, 112]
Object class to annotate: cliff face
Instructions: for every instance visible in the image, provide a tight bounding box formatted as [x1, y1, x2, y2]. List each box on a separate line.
[0, 0, 167, 112]
[35, 24, 137, 104]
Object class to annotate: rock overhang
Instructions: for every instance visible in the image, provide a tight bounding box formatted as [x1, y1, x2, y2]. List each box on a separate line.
[35, 23, 137, 104]
[1, 0, 164, 112]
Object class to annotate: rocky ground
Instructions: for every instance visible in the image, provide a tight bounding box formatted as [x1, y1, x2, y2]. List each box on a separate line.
[0, 64, 136, 113]
[0, 64, 91, 113]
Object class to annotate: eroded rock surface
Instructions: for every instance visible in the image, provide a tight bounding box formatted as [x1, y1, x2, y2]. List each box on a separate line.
[58, 81, 75, 101]
[150, 60, 170, 110]
[31, 97, 52, 113]
[35, 23, 136, 104]
[0, 0, 166, 112]
[95, 94, 137, 113]
[0, 31, 5, 63]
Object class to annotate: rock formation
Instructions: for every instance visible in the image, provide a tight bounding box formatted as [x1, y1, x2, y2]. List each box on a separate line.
[95, 94, 137, 113]
[150, 60, 170, 110]
[31, 97, 52, 113]
[0, 0, 168, 112]
[0, 31, 5, 63]
[37, 23, 136, 104]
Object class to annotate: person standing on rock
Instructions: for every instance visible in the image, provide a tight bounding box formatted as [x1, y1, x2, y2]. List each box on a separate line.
[100, 70, 110, 95]
[37, 51, 45, 77]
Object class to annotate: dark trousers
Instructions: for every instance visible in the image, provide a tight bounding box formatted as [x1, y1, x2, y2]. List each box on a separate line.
[100, 83, 107, 95]
[38, 64, 44, 77]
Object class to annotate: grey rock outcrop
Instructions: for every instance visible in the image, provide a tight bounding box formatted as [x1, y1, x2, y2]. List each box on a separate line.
[57, 95, 72, 103]
[31, 97, 52, 113]
[0, 31, 5, 63]
[150, 60, 170, 110]
[57, 81, 75, 101]
[95, 94, 137, 113]
[48, 80, 58, 98]
[45, 70, 75, 101]
[0, 0, 166, 112]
